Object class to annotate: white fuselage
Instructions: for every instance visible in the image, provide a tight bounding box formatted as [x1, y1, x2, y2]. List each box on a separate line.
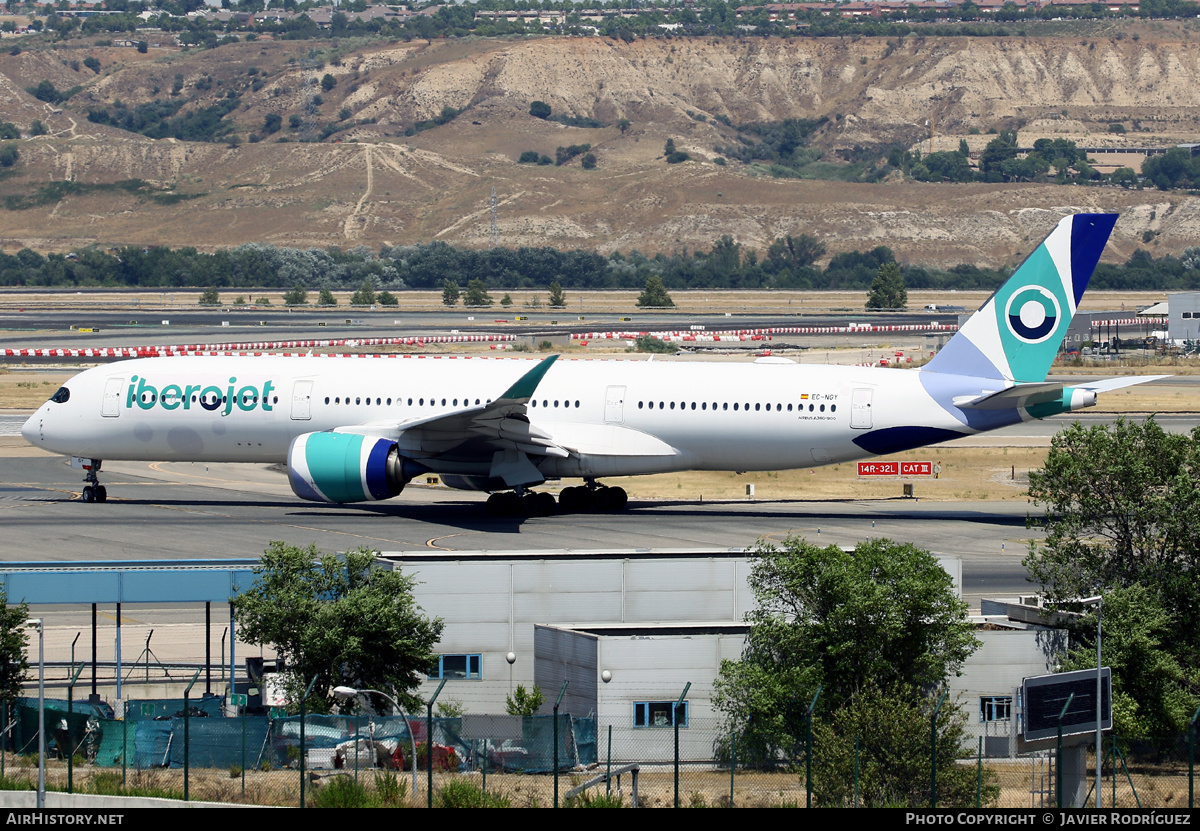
[21, 354, 1002, 482]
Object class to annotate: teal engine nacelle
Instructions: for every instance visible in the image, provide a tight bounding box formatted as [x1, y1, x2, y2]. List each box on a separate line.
[287, 432, 425, 503]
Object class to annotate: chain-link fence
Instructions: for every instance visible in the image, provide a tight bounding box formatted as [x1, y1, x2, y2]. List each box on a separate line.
[1, 702, 1196, 807]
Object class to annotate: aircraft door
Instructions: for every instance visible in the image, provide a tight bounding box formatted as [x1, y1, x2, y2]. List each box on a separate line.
[604, 385, 626, 424]
[101, 377, 123, 418]
[851, 388, 872, 429]
[291, 380, 313, 420]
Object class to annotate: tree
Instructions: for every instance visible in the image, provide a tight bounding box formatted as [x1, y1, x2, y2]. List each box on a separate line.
[500, 293, 513, 306]
[636, 275, 674, 308]
[0, 589, 29, 709]
[505, 684, 545, 716]
[262, 113, 282, 135]
[581, 152, 597, 170]
[230, 543, 443, 712]
[714, 538, 979, 763]
[0, 145, 18, 168]
[811, 685, 997, 808]
[198, 286, 220, 305]
[463, 278, 492, 307]
[1058, 585, 1196, 737]
[283, 284, 308, 306]
[663, 138, 689, 164]
[1026, 418, 1200, 677]
[979, 129, 1019, 181]
[317, 287, 336, 306]
[547, 280, 566, 307]
[321, 73, 337, 92]
[866, 260, 907, 309]
[377, 290, 398, 307]
[441, 279, 459, 306]
[529, 100, 551, 120]
[350, 278, 376, 306]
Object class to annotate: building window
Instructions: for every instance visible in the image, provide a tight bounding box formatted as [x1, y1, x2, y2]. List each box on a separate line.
[980, 695, 1012, 722]
[428, 654, 482, 680]
[634, 701, 689, 728]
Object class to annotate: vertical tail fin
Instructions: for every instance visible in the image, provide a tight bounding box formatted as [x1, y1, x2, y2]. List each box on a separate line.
[923, 213, 1118, 382]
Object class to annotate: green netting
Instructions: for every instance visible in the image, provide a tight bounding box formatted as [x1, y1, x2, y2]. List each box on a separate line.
[166, 716, 272, 770]
[10, 703, 94, 758]
[123, 697, 223, 722]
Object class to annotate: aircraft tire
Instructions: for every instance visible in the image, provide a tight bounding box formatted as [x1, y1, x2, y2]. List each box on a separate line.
[82, 486, 95, 503]
[604, 486, 628, 511]
[558, 486, 588, 512]
[596, 486, 627, 512]
[96, 486, 107, 503]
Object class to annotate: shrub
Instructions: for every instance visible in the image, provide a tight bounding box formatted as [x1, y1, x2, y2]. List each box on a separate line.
[435, 779, 510, 808]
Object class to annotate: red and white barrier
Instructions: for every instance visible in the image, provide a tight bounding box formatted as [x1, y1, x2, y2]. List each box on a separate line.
[3, 333, 517, 359]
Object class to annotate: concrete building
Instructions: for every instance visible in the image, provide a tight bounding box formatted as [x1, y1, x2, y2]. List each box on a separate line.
[1167, 292, 1200, 344]
[389, 548, 1063, 761]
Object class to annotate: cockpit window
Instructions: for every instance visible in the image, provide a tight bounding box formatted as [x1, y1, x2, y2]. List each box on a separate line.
[49, 387, 70, 404]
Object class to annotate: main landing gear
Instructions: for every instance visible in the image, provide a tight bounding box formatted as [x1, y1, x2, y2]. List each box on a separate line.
[79, 460, 107, 503]
[485, 480, 628, 517]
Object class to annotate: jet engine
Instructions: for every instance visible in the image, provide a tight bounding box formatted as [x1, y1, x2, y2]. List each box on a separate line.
[287, 432, 424, 503]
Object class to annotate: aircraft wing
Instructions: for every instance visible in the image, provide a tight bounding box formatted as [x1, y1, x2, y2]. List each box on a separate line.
[334, 354, 570, 458]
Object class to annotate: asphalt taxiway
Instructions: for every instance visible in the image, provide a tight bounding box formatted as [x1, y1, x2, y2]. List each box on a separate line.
[3, 440, 1041, 613]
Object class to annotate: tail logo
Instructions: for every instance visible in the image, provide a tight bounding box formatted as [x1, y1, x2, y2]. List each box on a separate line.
[1005, 286, 1060, 344]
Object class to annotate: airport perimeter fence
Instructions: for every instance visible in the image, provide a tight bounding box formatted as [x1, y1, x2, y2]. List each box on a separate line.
[0, 701, 1197, 808]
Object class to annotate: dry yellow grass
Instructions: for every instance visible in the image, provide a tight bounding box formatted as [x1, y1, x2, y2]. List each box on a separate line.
[604, 445, 1048, 504]
[1, 756, 1185, 809]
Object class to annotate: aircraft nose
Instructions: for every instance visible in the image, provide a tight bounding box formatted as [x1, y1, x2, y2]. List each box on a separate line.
[21, 409, 42, 444]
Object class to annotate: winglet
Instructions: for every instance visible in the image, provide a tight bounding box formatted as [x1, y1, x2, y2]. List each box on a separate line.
[497, 354, 559, 402]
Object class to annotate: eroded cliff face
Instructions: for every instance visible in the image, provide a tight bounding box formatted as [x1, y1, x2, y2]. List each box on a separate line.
[0, 31, 1196, 263]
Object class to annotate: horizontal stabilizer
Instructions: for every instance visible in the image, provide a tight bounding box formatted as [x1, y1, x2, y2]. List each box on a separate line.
[1072, 375, 1171, 393]
[953, 383, 1063, 410]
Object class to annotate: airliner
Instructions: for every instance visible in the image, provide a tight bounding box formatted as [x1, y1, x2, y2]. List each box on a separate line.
[21, 213, 1159, 515]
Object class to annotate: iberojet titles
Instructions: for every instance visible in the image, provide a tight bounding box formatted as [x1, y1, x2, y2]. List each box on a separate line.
[127, 375, 277, 417]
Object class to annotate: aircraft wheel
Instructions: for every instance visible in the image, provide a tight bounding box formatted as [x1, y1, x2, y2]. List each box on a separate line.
[82, 486, 95, 503]
[95, 486, 107, 503]
[486, 492, 510, 517]
[609, 486, 627, 511]
[558, 486, 587, 512]
[596, 486, 627, 512]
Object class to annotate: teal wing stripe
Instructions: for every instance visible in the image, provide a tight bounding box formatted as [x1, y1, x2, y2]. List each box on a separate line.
[498, 354, 559, 401]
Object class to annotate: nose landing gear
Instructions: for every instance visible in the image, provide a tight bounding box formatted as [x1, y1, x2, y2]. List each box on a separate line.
[73, 458, 107, 503]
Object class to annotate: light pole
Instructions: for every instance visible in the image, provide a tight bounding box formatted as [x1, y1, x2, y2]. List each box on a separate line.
[333, 686, 418, 799]
[1079, 594, 1103, 808]
[25, 619, 44, 810]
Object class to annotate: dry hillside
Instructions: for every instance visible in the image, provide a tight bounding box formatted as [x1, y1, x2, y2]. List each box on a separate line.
[0, 24, 1199, 265]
